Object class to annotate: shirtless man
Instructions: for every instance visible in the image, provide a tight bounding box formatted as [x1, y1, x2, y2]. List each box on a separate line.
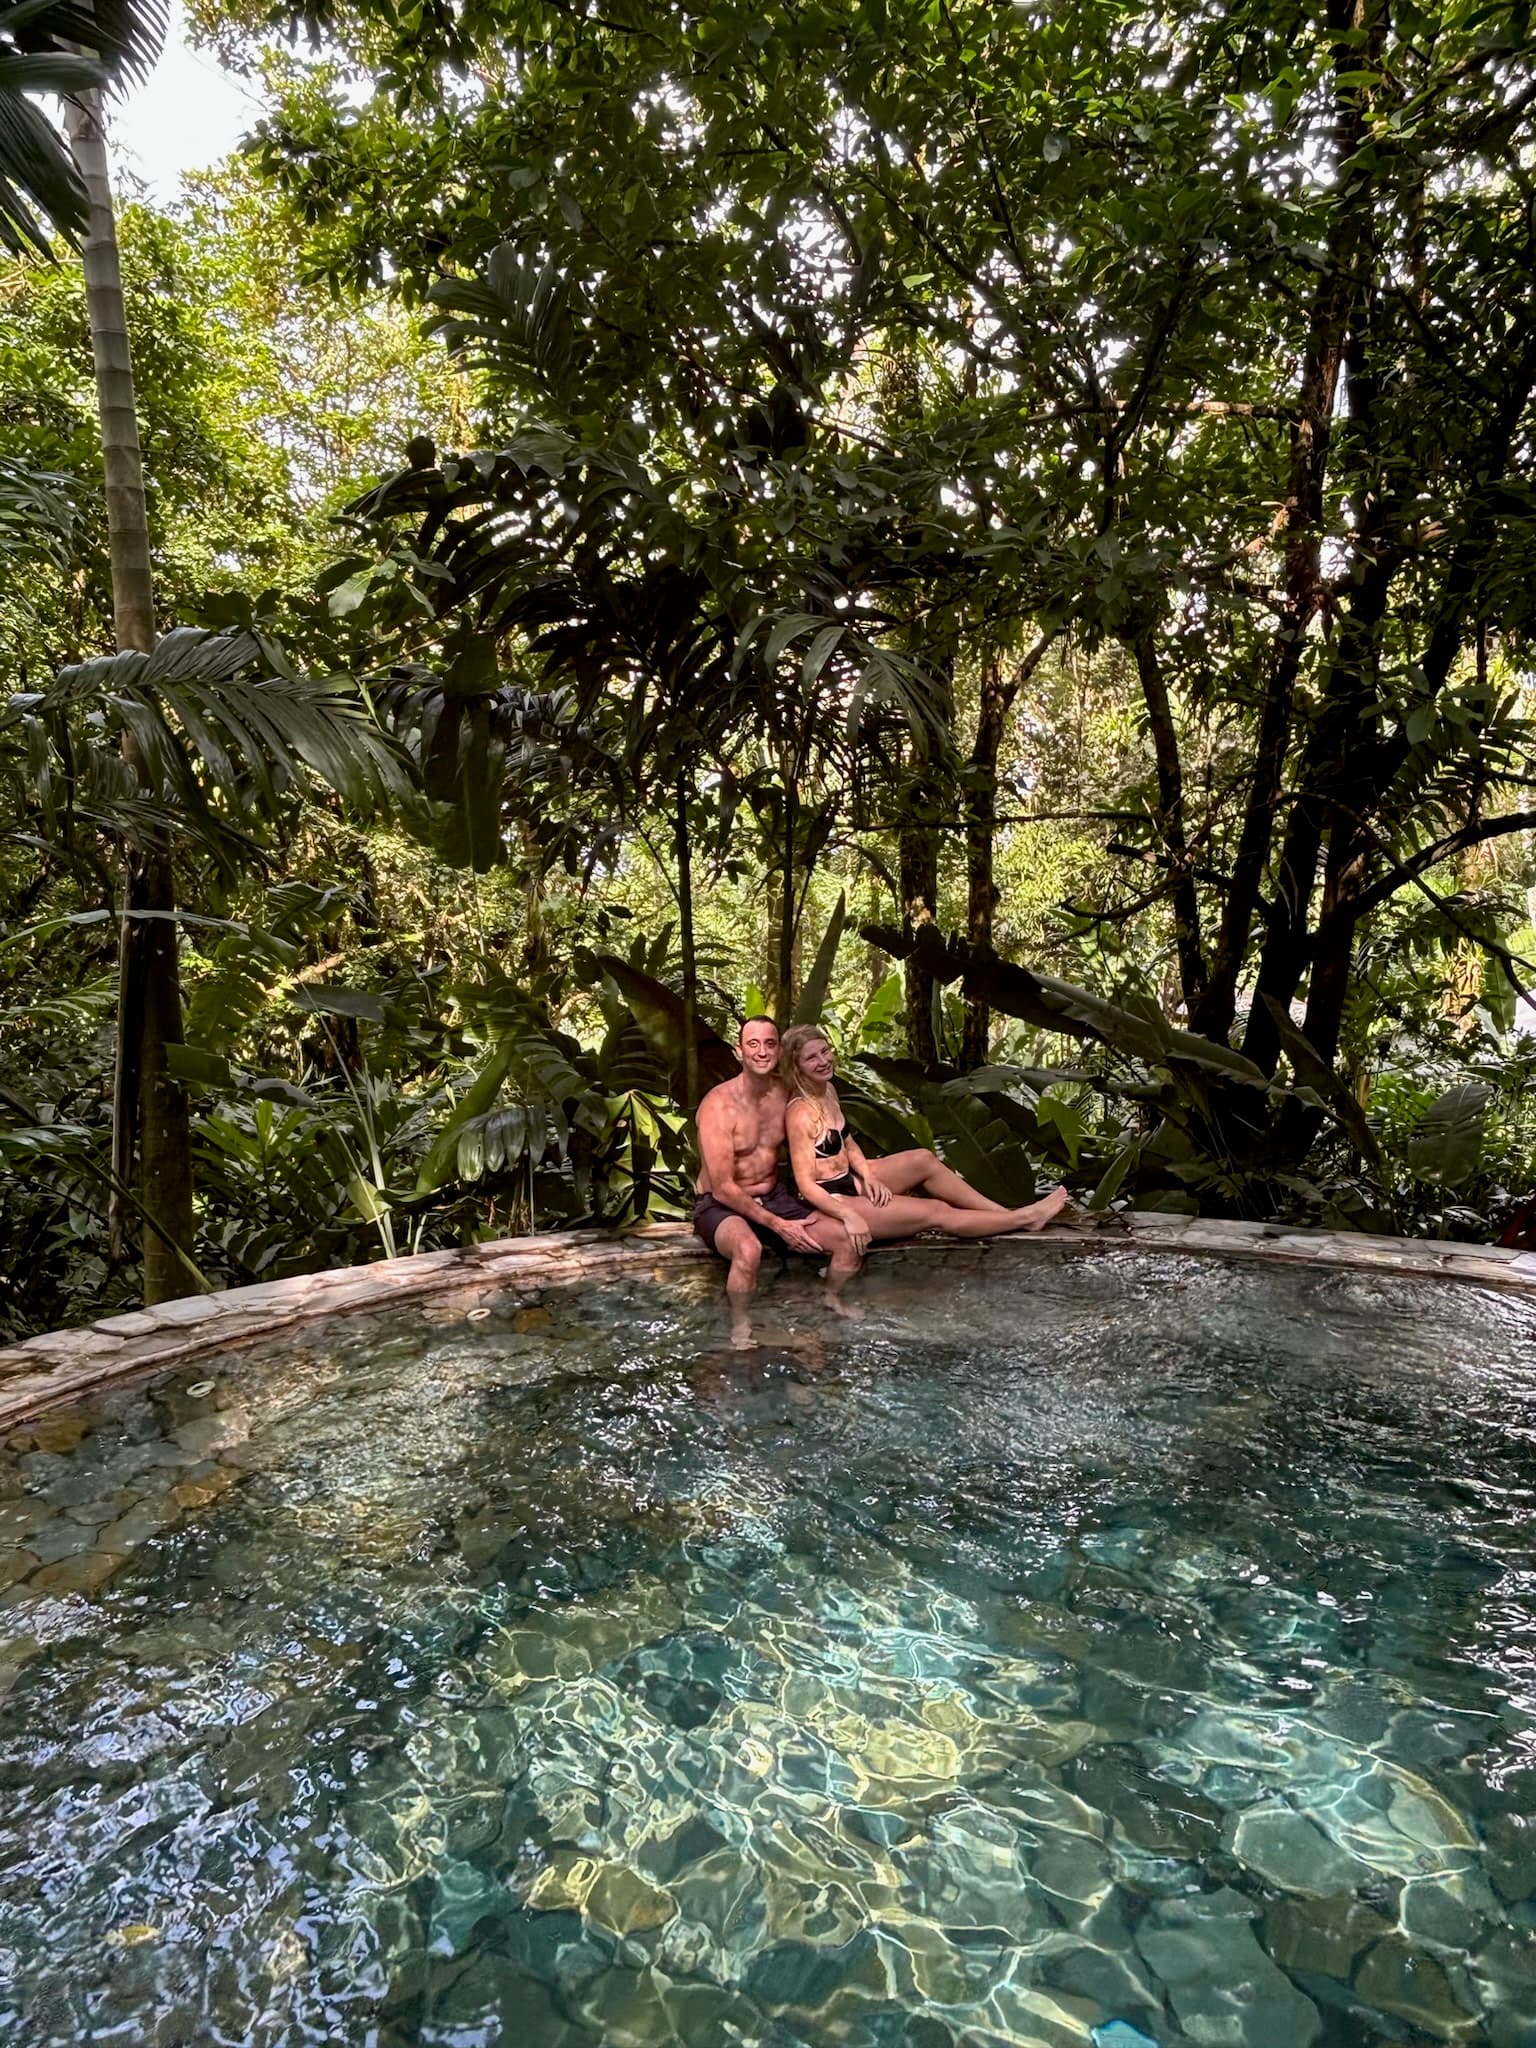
[693, 1016, 862, 1347]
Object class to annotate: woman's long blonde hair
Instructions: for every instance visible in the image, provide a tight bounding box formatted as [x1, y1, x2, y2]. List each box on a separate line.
[778, 1027, 836, 1144]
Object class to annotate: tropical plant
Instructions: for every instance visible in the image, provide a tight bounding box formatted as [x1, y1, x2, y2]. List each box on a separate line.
[6, 626, 410, 1294]
[0, 0, 165, 255]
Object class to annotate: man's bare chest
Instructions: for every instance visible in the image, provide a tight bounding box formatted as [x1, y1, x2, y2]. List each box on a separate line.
[729, 1096, 786, 1160]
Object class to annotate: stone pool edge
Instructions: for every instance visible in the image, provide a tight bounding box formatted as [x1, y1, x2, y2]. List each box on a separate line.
[3, 1214, 1535, 1429]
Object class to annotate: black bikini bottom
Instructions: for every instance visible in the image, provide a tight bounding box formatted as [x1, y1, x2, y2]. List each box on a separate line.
[819, 1171, 859, 1198]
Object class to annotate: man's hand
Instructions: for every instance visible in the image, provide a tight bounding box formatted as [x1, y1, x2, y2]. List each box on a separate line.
[860, 1176, 892, 1208]
[841, 1211, 872, 1258]
[776, 1216, 825, 1255]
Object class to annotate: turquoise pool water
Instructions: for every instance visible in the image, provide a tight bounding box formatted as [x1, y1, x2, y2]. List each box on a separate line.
[1, 1247, 1534, 2046]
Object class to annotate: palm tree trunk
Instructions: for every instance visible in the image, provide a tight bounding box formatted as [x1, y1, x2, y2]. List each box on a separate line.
[898, 771, 941, 1071]
[778, 773, 797, 1019]
[674, 771, 700, 1113]
[65, 88, 196, 1304]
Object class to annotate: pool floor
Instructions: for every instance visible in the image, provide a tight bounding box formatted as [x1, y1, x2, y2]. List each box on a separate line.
[0, 1247, 1534, 2045]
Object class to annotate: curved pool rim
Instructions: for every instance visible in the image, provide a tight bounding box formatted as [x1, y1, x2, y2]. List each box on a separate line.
[4, 1213, 1536, 1433]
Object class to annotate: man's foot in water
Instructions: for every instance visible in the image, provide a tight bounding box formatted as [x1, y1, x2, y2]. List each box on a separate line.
[730, 1307, 759, 1351]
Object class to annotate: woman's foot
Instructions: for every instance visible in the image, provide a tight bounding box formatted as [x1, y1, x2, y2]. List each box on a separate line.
[826, 1292, 865, 1322]
[1009, 1186, 1071, 1232]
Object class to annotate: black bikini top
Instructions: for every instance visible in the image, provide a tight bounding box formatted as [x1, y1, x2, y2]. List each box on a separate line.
[813, 1119, 848, 1159]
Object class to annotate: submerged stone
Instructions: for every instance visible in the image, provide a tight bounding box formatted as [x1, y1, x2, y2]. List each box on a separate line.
[744, 1929, 882, 2010]
[8, 1414, 90, 1455]
[25, 1517, 100, 1564]
[1226, 1804, 1376, 1896]
[1136, 1889, 1321, 2047]
[1388, 1776, 1476, 1856]
[1473, 1924, 1536, 1993]
[1068, 1750, 1221, 1859]
[0, 1551, 37, 1591]
[1399, 1865, 1501, 1953]
[1032, 1832, 1113, 1912]
[583, 1864, 677, 1938]
[986, 1982, 1101, 2048]
[1355, 1935, 1479, 2036]
[1262, 1894, 1394, 1980]
[171, 1469, 239, 1511]
[1485, 1814, 1536, 1905]
[1042, 1938, 1162, 2026]
[29, 1549, 125, 1596]
[524, 1849, 598, 1917]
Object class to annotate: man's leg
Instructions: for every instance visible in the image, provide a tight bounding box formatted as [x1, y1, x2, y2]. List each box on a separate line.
[713, 1216, 765, 1349]
[867, 1148, 1010, 1213]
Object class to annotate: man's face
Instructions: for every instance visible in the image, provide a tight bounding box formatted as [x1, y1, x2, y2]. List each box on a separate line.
[739, 1021, 781, 1077]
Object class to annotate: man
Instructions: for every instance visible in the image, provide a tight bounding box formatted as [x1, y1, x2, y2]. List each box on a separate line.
[693, 1015, 861, 1347]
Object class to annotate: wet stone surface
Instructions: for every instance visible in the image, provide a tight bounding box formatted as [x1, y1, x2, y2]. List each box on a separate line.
[0, 1249, 1534, 2045]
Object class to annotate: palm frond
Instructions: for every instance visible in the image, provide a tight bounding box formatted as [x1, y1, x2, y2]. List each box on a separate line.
[14, 628, 414, 841]
[0, 0, 169, 252]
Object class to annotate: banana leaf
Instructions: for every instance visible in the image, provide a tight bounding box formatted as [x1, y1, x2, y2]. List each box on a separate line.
[791, 890, 846, 1026]
[590, 951, 737, 1092]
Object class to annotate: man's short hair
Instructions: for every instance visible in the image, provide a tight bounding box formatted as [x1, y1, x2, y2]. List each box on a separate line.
[738, 1013, 780, 1041]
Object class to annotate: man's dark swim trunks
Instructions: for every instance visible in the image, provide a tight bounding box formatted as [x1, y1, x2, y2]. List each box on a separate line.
[693, 1182, 817, 1254]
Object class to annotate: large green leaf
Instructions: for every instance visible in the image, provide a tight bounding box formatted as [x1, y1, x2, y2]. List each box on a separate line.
[415, 1037, 521, 1195]
[1259, 996, 1383, 1166]
[0, 0, 167, 253]
[1406, 1084, 1491, 1188]
[30, 630, 411, 841]
[290, 986, 387, 1024]
[792, 889, 846, 1026]
[590, 951, 737, 1093]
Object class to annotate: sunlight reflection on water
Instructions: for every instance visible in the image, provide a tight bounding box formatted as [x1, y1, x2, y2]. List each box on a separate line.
[0, 1248, 1534, 2045]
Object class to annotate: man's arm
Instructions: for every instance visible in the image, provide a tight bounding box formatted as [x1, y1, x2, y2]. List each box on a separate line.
[697, 1092, 823, 1252]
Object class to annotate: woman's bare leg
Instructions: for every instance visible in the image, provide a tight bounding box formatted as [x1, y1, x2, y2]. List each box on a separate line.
[863, 1187, 1070, 1241]
[868, 1147, 1011, 1213]
[814, 1217, 864, 1314]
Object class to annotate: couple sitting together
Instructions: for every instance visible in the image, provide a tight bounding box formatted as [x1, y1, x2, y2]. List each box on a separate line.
[694, 1015, 1068, 1343]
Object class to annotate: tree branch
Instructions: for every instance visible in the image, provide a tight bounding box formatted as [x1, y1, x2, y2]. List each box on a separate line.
[1348, 810, 1536, 922]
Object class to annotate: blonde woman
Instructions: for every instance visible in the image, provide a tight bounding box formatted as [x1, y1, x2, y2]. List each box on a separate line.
[779, 1024, 1069, 1265]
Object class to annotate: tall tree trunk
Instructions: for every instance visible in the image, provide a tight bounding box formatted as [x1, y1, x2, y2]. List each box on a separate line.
[1240, 548, 1393, 1078]
[961, 667, 1005, 1072]
[66, 89, 197, 1303]
[762, 865, 784, 1018]
[899, 766, 941, 1071]
[1130, 627, 1206, 1019]
[961, 633, 1055, 1068]
[1192, 0, 1382, 1045]
[777, 773, 797, 1020]
[674, 772, 700, 1112]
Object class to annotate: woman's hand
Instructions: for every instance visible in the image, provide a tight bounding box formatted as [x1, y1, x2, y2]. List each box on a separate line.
[841, 1210, 872, 1258]
[859, 1174, 892, 1208]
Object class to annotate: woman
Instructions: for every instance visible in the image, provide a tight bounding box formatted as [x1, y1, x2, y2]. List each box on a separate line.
[778, 1024, 1069, 1268]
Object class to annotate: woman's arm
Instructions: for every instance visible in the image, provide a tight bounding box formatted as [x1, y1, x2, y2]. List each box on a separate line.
[786, 1102, 873, 1253]
[831, 1091, 891, 1208]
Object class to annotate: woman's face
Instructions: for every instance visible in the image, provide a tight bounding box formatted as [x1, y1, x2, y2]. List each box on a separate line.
[798, 1035, 836, 1086]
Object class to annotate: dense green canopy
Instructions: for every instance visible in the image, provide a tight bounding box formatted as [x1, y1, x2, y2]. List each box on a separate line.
[3, 0, 1536, 1331]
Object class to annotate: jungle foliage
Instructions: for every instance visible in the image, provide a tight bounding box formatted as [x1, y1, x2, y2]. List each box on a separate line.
[3, 0, 1536, 1334]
